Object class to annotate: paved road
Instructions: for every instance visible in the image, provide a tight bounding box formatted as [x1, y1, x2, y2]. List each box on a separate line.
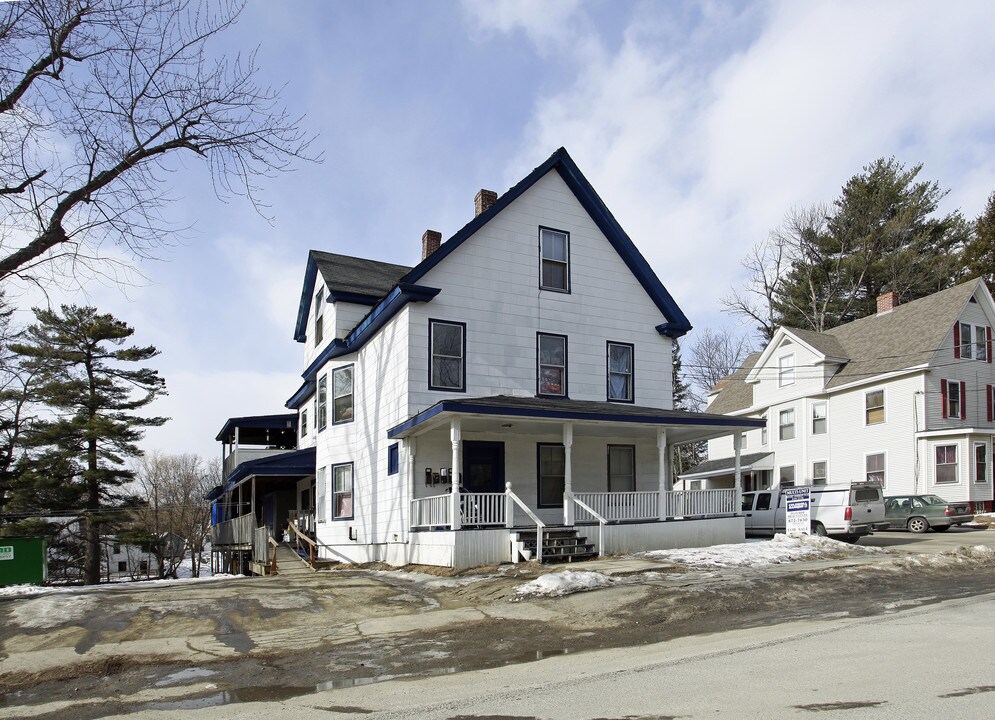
[103, 590, 995, 720]
[862, 524, 994, 552]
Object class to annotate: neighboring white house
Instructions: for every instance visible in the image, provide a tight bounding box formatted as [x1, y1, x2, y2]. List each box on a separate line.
[682, 279, 995, 514]
[210, 148, 761, 573]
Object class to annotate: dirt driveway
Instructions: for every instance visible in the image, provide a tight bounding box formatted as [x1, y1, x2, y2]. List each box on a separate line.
[2, 531, 994, 719]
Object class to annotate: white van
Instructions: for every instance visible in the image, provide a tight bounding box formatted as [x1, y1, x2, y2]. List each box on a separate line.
[742, 482, 887, 543]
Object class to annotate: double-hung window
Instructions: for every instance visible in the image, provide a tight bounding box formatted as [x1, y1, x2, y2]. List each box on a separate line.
[314, 288, 324, 345]
[812, 461, 827, 485]
[301, 409, 308, 438]
[760, 414, 768, 445]
[975, 443, 987, 484]
[317, 375, 328, 431]
[332, 463, 353, 519]
[429, 320, 466, 391]
[332, 365, 353, 424]
[812, 402, 827, 434]
[976, 325, 988, 361]
[778, 354, 795, 387]
[607, 342, 634, 402]
[962, 324, 973, 359]
[865, 389, 884, 425]
[539, 228, 569, 292]
[537, 444, 565, 507]
[935, 445, 957, 484]
[608, 445, 635, 492]
[779, 408, 795, 441]
[941, 379, 965, 420]
[866, 453, 885, 484]
[537, 333, 567, 397]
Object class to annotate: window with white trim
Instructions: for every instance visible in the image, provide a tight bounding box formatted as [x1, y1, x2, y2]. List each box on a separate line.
[316, 466, 327, 522]
[945, 380, 961, 419]
[778, 354, 795, 387]
[865, 389, 884, 425]
[537, 333, 567, 397]
[812, 402, 827, 435]
[317, 375, 328, 431]
[935, 445, 957, 484]
[976, 325, 988, 361]
[332, 365, 353, 424]
[975, 443, 987, 483]
[812, 460, 827, 485]
[314, 288, 324, 345]
[333, 463, 354, 519]
[538, 444, 565, 507]
[779, 408, 795, 441]
[760, 414, 768, 445]
[300, 409, 308, 438]
[607, 342, 634, 402]
[779, 466, 795, 486]
[539, 228, 569, 292]
[429, 320, 466, 391]
[866, 453, 885, 484]
[608, 445, 635, 492]
[962, 324, 973, 359]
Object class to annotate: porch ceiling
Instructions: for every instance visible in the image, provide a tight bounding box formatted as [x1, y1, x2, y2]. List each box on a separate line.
[387, 395, 763, 445]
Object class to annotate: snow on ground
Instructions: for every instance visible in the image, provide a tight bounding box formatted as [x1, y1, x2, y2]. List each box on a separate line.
[639, 534, 885, 570]
[0, 572, 242, 599]
[514, 570, 615, 599]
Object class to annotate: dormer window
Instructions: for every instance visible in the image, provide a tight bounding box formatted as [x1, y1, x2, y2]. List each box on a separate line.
[314, 288, 324, 345]
[539, 227, 570, 292]
[778, 354, 795, 387]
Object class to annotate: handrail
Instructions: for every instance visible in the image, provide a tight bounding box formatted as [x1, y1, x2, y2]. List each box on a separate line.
[287, 520, 318, 567]
[506, 482, 545, 563]
[267, 535, 279, 574]
[569, 494, 605, 557]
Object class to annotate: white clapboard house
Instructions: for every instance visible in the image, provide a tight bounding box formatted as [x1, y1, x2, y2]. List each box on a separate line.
[682, 279, 995, 514]
[209, 148, 761, 573]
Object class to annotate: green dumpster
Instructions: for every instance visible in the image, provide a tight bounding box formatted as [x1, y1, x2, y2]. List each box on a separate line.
[0, 537, 49, 586]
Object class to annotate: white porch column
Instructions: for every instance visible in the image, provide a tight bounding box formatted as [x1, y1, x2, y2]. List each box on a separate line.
[405, 437, 417, 537]
[657, 428, 669, 520]
[563, 422, 574, 526]
[450, 418, 462, 530]
[734, 432, 743, 514]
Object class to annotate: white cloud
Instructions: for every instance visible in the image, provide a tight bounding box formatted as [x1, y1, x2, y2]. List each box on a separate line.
[461, 0, 586, 51]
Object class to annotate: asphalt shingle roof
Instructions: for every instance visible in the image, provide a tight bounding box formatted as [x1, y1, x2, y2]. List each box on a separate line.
[312, 250, 411, 299]
[683, 451, 773, 477]
[706, 352, 761, 415]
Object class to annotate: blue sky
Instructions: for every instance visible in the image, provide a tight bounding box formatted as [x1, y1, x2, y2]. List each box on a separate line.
[19, 0, 995, 461]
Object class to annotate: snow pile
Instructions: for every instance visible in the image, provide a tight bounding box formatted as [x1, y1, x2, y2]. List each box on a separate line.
[887, 544, 995, 569]
[640, 534, 884, 569]
[514, 570, 614, 599]
[0, 572, 242, 599]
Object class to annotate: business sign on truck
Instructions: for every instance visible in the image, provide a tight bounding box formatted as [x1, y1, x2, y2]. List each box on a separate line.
[784, 487, 811, 535]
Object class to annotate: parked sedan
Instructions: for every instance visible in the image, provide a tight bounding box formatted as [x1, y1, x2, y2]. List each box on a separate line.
[883, 495, 975, 533]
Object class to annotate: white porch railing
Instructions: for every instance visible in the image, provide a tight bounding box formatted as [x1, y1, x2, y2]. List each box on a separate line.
[460, 492, 507, 526]
[411, 493, 452, 529]
[574, 491, 660, 522]
[567, 494, 605, 556]
[665, 489, 737, 518]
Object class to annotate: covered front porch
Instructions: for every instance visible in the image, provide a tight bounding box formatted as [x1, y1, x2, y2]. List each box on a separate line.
[388, 395, 763, 567]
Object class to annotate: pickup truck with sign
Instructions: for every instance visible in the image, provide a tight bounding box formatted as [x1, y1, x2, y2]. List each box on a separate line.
[741, 481, 888, 542]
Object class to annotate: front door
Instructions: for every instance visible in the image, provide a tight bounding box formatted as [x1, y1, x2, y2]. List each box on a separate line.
[462, 441, 505, 494]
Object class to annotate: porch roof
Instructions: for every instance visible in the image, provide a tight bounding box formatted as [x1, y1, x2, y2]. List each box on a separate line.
[221, 447, 316, 494]
[387, 395, 764, 444]
[215, 413, 298, 445]
[680, 452, 774, 480]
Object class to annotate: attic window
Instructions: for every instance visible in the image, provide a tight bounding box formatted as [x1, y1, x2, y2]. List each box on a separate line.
[314, 288, 324, 345]
[539, 227, 570, 292]
[777, 354, 795, 387]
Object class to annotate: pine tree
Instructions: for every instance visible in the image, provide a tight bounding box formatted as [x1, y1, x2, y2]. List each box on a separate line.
[11, 306, 166, 584]
[963, 192, 995, 285]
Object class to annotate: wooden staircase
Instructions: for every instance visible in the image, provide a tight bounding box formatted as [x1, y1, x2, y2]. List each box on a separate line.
[514, 527, 597, 564]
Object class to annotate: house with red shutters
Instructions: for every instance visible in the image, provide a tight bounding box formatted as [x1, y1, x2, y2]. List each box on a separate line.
[683, 279, 995, 513]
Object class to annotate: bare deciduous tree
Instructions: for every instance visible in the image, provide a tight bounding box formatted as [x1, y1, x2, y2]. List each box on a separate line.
[719, 221, 790, 343]
[684, 327, 755, 407]
[0, 0, 315, 287]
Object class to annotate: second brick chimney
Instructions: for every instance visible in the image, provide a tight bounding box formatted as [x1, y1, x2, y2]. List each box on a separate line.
[421, 229, 441, 260]
[474, 189, 497, 217]
[877, 291, 898, 315]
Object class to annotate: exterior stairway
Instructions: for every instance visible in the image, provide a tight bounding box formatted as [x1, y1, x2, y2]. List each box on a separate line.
[273, 543, 314, 577]
[514, 527, 597, 564]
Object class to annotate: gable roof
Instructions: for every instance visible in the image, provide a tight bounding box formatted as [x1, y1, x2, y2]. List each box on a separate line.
[709, 279, 988, 414]
[294, 252, 412, 342]
[399, 147, 692, 338]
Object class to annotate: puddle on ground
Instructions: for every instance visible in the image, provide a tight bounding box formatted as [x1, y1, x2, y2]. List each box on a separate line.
[135, 649, 575, 710]
[155, 667, 218, 687]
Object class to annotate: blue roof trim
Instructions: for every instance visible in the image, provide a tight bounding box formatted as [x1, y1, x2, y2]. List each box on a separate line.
[286, 282, 441, 408]
[215, 413, 297, 442]
[387, 400, 764, 439]
[286, 379, 315, 410]
[397, 147, 692, 338]
[294, 254, 320, 343]
[223, 447, 316, 489]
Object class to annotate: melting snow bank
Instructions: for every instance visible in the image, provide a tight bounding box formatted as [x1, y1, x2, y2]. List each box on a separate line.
[883, 544, 995, 570]
[0, 573, 243, 599]
[514, 570, 615, 599]
[639, 534, 886, 569]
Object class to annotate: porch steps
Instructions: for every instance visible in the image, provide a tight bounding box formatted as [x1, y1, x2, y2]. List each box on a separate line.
[514, 528, 597, 564]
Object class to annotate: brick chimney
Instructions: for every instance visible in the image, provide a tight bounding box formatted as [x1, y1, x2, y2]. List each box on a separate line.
[421, 229, 442, 260]
[876, 291, 898, 315]
[474, 189, 497, 217]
